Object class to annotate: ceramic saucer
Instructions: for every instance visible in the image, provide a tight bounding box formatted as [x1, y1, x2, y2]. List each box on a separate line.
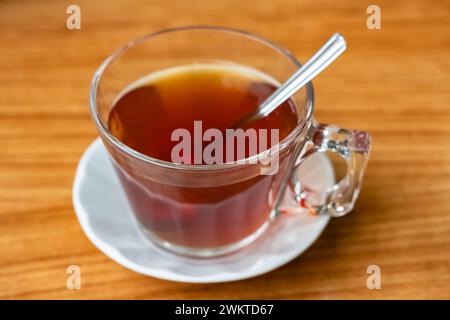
[72, 138, 334, 283]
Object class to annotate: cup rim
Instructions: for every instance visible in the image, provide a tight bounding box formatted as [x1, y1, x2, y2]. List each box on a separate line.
[89, 25, 315, 171]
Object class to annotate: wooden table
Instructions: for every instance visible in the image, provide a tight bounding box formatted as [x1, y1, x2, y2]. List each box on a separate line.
[1, 0, 449, 299]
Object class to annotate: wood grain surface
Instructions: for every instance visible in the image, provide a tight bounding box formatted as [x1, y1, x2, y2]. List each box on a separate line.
[0, 0, 449, 299]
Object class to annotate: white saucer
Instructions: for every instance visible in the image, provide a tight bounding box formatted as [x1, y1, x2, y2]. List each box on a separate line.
[72, 139, 335, 283]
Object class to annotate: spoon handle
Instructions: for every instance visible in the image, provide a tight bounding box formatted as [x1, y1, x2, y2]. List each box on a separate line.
[234, 33, 346, 128]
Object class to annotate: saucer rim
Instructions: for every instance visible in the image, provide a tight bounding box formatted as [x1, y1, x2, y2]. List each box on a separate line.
[72, 138, 331, 283]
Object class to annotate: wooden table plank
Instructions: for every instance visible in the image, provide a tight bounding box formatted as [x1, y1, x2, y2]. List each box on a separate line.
[0, 0, 449, 299]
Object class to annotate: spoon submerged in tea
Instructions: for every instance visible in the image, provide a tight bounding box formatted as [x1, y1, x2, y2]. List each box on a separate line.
[232, 33, 346, 128]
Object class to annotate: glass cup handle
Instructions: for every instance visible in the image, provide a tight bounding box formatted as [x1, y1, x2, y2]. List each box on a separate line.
[288, 122, 371, 217]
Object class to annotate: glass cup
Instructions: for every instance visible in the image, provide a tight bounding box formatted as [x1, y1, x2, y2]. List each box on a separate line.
[89, 26, 371, 257]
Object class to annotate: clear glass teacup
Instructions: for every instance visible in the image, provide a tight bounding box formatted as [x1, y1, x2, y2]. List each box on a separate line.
[90, 26, 371, 257]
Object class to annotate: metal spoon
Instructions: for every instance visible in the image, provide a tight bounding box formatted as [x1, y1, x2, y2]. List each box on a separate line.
[232, 33, 347, 128]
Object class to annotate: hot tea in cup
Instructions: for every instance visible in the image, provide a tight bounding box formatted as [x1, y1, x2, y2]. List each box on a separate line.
[90, 26, 370, 257]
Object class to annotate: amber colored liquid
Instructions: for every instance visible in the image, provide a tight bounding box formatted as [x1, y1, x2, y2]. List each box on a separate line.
[108, 64, 298, 249]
